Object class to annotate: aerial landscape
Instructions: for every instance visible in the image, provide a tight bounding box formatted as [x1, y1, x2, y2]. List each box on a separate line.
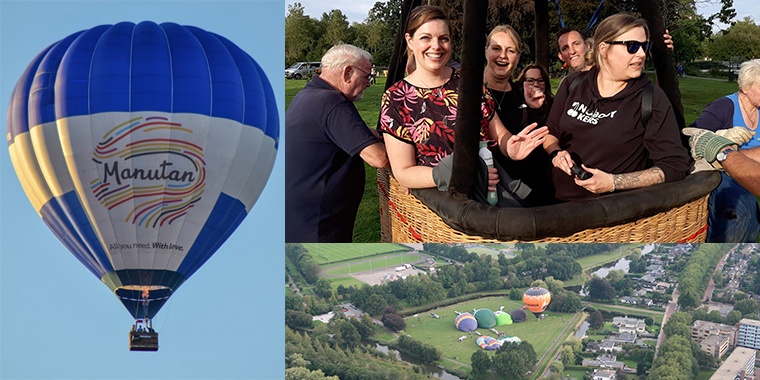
[286, 243, 760, 379]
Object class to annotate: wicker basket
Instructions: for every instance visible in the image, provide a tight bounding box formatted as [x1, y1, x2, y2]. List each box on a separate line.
[378, 169, 720, 243]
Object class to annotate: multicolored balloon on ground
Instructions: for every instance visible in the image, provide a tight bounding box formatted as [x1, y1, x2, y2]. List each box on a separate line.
[6, 21, 278, 320]
[455, 312, 478, 332]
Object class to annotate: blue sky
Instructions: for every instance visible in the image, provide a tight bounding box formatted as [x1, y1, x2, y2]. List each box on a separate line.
[0, 1, 284, 379]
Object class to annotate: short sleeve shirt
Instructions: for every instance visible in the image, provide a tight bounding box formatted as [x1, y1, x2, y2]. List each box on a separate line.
[379, 68, 496, 167]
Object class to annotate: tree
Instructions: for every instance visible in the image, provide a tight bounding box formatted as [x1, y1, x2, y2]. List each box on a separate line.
[589, 310, 605, 330]
[382, 308, 406, 332]
[549, 360, 564, 375]
[734, 299, 757, 316]
[286, 309, 314, 330]
[470, 350, 491, 380]
[726, 309, 743, 325]
[707, 17, 760, 61]
[587, 277, 616, 301]
[559, 345, 575, 366]
[363, 293, 389, 316]
[314, 278, 333, 300]
[285, 3, 319, 65]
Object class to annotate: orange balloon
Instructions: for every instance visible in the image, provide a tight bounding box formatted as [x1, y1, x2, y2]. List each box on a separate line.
[522, 287, 551, 314]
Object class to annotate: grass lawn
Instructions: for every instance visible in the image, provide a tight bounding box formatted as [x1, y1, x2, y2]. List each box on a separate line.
[562, 367, 590, 380]
[401, 296, 577, 375]
[322, 251, 426, 276]
[465, 246, 507, 257]
[327, 276, 365, 292]
[302, 242, 405, 264]
[696, 368, 716, 380]
[574, 245, 640, 269]
[287, 75, 738, 242]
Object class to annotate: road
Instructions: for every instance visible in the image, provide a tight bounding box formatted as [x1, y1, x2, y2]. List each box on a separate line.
[655, 285, 679, 358]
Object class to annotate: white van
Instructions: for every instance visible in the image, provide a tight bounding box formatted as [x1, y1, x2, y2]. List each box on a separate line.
[285, 61, 321, 79]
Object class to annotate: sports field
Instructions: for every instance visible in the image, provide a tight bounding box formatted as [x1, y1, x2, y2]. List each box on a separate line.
[322, 251, 426, 277]
[465, 245, 516, 258]
[303, 243, 407, 264]
[402, 296, 576, 375]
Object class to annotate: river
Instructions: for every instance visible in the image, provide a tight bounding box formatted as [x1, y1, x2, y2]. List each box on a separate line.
[590, 243, 655, 278]
[373, 343, 463, 379]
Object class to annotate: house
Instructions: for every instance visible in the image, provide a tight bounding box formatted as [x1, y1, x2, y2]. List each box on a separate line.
[611, 332, 637, 344]
[583, 354, 624, 370]
[599, 339, 623, 353]
[592, 369, 617, 380]
[612, 317, 646, 333]
[692, 320, 738, 348]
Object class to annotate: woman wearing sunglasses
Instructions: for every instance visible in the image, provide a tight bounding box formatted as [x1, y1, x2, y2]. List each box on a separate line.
[541, 13, 690, 201]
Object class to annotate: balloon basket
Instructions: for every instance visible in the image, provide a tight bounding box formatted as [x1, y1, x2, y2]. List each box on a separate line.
[129, 331, 159, 352]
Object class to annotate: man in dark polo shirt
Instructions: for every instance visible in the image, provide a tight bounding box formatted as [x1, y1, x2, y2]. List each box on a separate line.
[286, 44, 388, 242]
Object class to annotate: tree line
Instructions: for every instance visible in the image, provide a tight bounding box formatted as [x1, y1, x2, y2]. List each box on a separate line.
[286, 0, 759, 72]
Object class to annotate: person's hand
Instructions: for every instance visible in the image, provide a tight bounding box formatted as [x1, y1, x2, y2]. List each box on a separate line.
[663, 29, 674, 51]
[487, 167, 498, 192]
[716, 127, 755, 145]
[682, 127, 737, 163]
[506, 123, 548, 160]
[574, 165, 614, 193]
[550, 150, 573, 176]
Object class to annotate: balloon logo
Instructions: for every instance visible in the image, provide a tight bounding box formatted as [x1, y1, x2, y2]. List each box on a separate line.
[7, 22, 278, 324]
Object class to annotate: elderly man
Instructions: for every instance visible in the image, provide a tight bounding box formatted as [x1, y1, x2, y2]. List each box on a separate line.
[286, 44, 388, 242]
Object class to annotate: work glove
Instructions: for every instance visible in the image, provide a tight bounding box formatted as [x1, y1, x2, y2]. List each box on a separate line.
[432, 153, 454, 191]
[716, 127, 755, 145]
[682, 127, 737, 163]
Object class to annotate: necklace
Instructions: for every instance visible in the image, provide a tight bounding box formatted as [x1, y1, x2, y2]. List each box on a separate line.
[414, 72, 444, 98]
[740, 92, 758, 130]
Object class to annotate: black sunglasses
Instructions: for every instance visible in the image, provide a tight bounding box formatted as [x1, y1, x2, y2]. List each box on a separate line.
[605, 40, 650, 54]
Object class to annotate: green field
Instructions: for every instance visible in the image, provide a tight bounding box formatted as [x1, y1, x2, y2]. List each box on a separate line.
[303, 243, 406, 264]
[574, 245, 639, 269]
[323, 251, 426, 276]
[401, 296, 576, 375]
[465, 246, 515, 258]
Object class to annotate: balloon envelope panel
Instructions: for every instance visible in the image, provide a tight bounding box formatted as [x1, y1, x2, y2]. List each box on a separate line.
[510, 308, 527, 323]
[476, 336, 501, 351]
[6, 22, 278, 319]
[494, 311, 513, 326]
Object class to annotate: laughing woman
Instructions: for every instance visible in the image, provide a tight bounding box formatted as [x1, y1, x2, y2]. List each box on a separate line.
[379, 5, 547, 200]
[542, 13, 690, 201]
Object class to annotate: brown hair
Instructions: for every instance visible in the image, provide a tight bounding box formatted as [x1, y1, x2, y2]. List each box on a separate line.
[517, 64, 553, 101]
[405, 5, 450, 74]
[593, 13, 650, 69]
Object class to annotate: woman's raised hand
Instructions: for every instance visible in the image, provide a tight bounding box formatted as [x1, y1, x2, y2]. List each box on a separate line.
[506, 122, 548, 160]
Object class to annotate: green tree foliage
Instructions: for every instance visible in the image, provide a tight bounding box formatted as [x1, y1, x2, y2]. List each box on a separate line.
[286, 309, 315, 330]
[286, 327, 431, 380]
[707, 18, 760, 60]
[549, 360, 564, 375]
[726, 309, 743, 325]
[285, 3, 320, 65]
[491, 341, 537, 379]
[677, 245, 726, 309]
[314, 278, 333, 300]
[559, 345, 575, 366]
[397, 334, 441, 363]
[734, 298, 758, 316]
[471, 349, 491, 379]
[286, 243, 321, 284]
[649, 335, 698, 380]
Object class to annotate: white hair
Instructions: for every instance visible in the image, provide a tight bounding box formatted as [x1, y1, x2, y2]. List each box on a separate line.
[321, 44, 372, 70]
[738, 59, 760, 89]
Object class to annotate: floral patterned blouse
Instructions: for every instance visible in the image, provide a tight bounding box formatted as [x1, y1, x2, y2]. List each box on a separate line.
[379, 68, 496, 167]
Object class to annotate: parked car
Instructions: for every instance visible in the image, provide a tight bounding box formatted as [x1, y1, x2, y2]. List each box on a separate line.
[285, 61, 321, 79]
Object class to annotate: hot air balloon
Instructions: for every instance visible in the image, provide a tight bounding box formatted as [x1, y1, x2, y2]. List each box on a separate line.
[509, 308, 527, 323]
[474, 308, 496, 329]
[476, 336, 502, 351]
[494, 310, 513, 326]
[6, 22, 278, 351]
[454, 312, 478, 332]
[523, 286, 551, 320]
